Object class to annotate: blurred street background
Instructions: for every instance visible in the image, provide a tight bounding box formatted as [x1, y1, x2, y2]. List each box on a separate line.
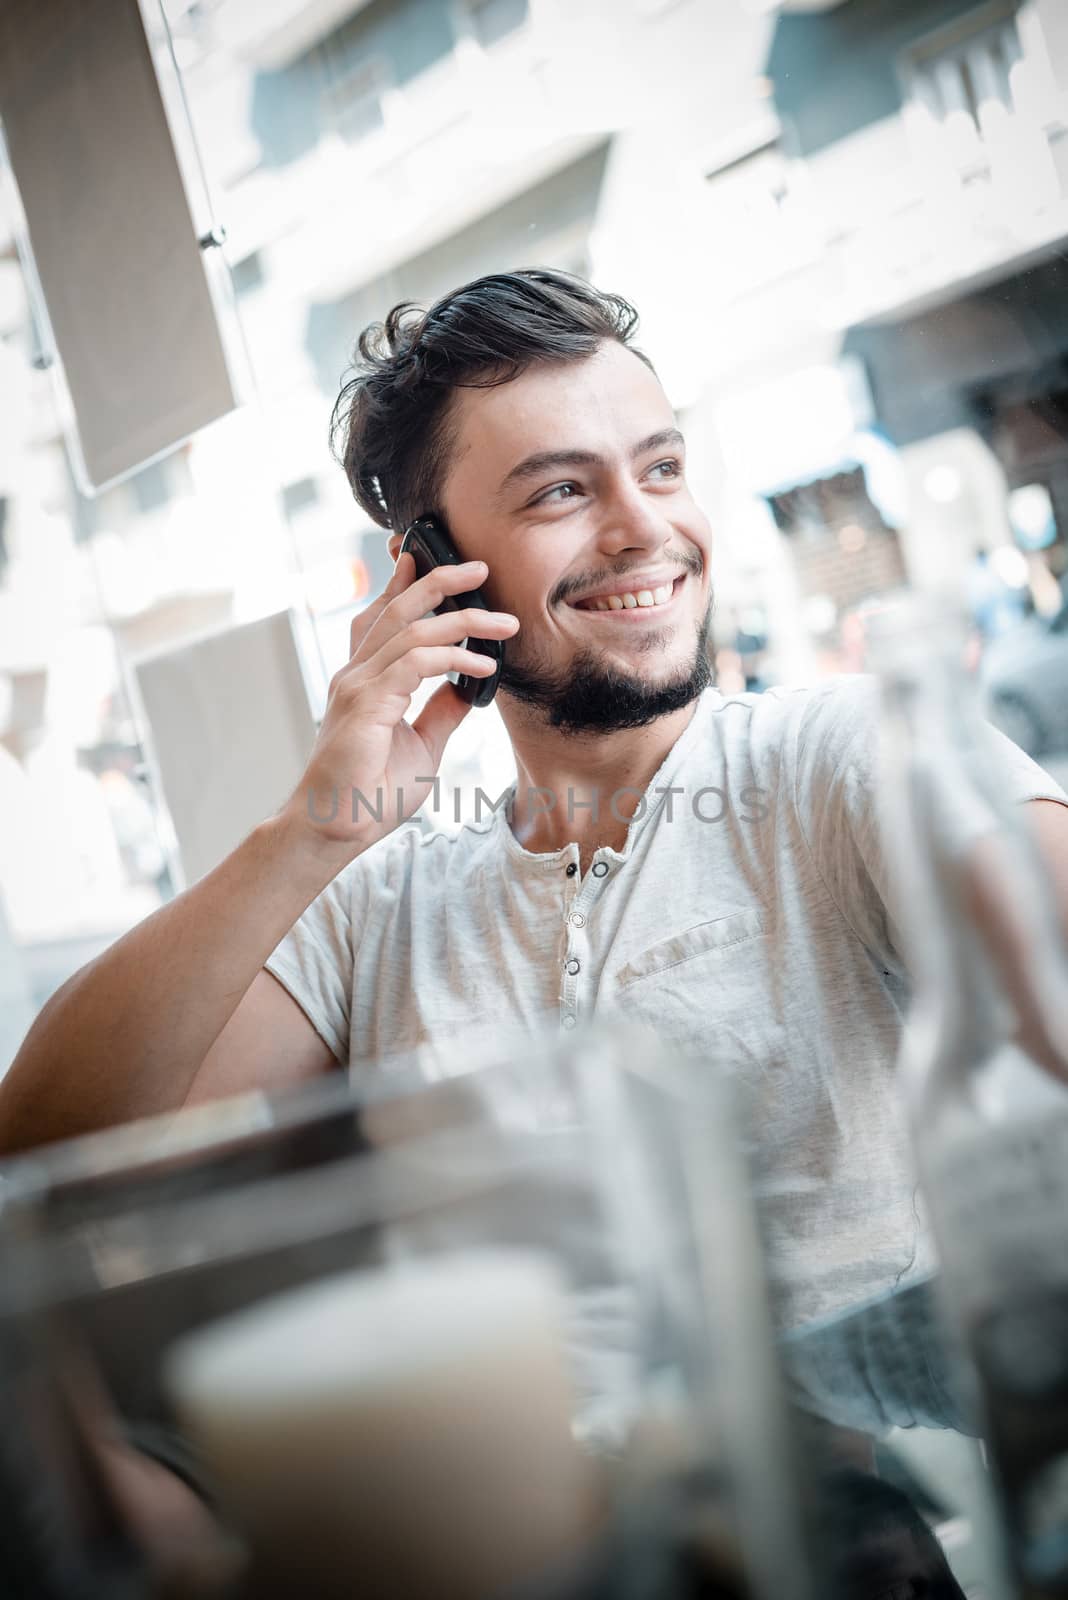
[2, 0, 1068, 1057]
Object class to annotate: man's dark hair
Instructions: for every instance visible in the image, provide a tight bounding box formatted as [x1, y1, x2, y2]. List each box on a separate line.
[329, 268, 649, 533]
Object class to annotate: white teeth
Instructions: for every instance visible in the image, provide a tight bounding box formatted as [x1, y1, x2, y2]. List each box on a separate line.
[585, 582, 674, 611]
[581, 582, 677, 611]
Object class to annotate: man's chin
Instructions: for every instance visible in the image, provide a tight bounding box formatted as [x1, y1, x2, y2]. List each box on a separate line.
[499, 642, 713, 735]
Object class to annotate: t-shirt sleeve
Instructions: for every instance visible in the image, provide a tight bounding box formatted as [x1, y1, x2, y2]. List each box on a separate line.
[794, 674, 1068, 971]
[264, 856, 369, 1063]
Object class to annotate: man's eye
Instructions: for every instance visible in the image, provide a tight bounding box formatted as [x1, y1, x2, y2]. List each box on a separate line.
[533, 483, 579, 506]
[648, 459, 682, 481]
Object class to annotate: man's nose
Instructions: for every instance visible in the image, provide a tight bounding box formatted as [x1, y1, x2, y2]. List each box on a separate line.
[593, 480, 673, 555]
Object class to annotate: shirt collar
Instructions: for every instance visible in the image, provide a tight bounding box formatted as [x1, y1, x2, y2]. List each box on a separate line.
[494, 688, 719, 869]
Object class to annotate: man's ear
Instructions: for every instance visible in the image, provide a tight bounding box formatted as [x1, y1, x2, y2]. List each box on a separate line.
[387, 532, 403, 562]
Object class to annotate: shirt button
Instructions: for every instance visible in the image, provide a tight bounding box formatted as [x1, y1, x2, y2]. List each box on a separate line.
[561, 1014, 577, 1030]
[592, 862, 609, 878]
[569, 911, 586, 929]
[566, 959, 580, 976]
[565, 863, 578, 876]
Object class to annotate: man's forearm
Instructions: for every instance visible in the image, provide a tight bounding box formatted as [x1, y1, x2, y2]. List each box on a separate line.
[0, 813, 356, 1154]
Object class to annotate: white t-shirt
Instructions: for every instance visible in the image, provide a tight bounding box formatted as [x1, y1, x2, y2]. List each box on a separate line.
[266, 675, 1067, 1329]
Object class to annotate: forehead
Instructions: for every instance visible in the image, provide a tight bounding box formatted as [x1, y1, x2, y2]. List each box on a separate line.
[442, 342, 675, 488]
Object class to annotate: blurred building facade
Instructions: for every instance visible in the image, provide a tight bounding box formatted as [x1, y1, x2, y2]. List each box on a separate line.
[691, 0, 1068, 678]
[163, 0, 1068, 676]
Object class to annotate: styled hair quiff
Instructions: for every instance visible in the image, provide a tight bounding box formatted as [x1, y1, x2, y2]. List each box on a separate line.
[329, 268, 648, 533]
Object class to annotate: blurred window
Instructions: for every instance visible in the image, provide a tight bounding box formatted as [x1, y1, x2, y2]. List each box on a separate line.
[129, 459, 174, 516]
[280, 477, 322, 519]
[906, 7, 1023, 174]
[231, 251, 265, 296]
[910, 13, 1021, 130]
[323, 56, 389, 143]
[466, 0, 529, 50]
[116, 452, 196, 520]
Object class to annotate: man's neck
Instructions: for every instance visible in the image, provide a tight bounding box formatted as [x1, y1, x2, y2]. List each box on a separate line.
[500, 697, 702, 863]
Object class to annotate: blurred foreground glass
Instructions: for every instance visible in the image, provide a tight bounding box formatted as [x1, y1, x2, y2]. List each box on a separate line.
[0, 1020, 816, 1600]
[870, 594, 1068, 1598]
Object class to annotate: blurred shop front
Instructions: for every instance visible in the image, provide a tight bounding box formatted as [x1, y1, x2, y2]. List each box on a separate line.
[708, 360, 910, 682]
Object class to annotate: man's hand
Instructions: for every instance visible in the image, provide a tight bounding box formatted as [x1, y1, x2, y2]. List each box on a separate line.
[281, 552, 518, 857]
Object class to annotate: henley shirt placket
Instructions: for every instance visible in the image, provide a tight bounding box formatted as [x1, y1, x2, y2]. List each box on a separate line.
[559, 854, 614, 1030]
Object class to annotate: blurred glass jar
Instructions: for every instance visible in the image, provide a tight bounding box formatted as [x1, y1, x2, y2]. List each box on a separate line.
[869, 593, 1068, 1598]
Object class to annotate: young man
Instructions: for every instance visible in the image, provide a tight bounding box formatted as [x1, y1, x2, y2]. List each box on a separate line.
[4, 270, 1067, 1330]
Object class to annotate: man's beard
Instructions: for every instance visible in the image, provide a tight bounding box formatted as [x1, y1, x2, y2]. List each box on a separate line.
[497, 595, 715, 735]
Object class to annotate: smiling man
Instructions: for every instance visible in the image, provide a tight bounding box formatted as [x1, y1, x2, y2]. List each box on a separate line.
[5, 270, 1068, 1336]
[379, 326, 717, 861]
[441, 342, 710, 743]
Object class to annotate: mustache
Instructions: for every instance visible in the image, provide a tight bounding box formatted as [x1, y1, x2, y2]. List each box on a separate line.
[550, 548, 704, 609]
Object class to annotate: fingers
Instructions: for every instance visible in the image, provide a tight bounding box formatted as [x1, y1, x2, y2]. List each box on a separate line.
[353, 557, 493, 660]
[377, 645, 500, 699]
[363, 606, 517, 677]
[396, 558, 489, 622]
[349, 551, 415, 657]
[328, 605, 511, 712]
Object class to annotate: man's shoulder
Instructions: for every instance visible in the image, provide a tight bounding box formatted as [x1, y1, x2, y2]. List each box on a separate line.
[700, 674, 880, 763]
[789, 672, 881, 750]
[345, 811, 505, 890]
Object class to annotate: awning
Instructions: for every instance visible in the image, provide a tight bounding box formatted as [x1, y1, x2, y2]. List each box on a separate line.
[841, 249, 1068, 449]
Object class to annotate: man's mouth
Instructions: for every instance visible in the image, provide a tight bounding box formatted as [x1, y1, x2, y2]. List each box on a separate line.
[570, 575, 686, 616]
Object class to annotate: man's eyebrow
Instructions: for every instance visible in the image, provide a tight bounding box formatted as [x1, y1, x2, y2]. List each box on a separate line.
[495, 427, 685, 500]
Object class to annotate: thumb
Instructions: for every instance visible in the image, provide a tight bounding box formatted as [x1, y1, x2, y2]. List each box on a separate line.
[411, 679, 474, 772]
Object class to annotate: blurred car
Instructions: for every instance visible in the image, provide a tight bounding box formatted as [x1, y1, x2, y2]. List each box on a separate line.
[980, 597, 1068, 758]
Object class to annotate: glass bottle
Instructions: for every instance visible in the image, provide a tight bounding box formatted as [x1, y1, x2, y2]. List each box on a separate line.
[870, 596, 1068, 1598]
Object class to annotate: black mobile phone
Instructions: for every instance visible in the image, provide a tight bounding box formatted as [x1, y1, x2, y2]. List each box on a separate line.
[398, 515, 504, 708]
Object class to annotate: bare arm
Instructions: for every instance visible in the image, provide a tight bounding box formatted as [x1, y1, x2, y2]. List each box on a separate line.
[183, 968, 335, 1107]
[0, 815, 349, 1154]
[957, 798, 1068, 1088]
